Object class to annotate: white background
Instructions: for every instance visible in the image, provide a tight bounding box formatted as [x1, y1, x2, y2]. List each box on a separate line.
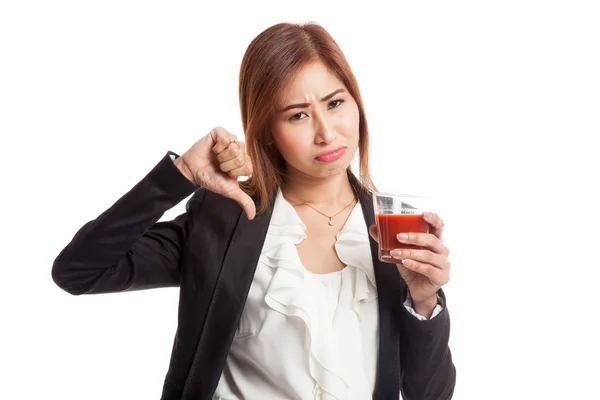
[1, 1, 599, 399]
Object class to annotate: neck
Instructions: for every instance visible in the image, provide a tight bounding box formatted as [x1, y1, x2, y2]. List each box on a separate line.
[282, 167, 355, 208]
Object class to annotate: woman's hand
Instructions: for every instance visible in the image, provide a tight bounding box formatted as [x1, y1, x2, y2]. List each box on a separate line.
[369, 212, 450, 313]
[174, 126, 256, 220]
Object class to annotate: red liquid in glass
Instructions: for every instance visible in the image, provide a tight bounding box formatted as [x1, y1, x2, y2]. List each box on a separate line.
[376, 214, 429, 251]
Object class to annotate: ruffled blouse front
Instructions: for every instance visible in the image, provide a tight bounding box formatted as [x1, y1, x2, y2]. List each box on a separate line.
[214, 189, 379, 400]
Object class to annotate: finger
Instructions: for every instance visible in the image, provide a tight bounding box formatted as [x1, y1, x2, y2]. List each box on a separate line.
[210, 127, 237, 154]
[220, 153, 247, 173]
[227, 157, 253, 178]
[390, 248, 450, 270]
[399, 259, 449, 287]
[423, 212, 444, 239]
[223, 186, 256, 220]
[216, 141, 244, 163]
[368, 224, 379, 243]
[226, 135, 240, 149]
[396, 232, 449, 257]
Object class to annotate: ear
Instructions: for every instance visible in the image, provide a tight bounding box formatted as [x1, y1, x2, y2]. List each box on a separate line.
[266, 133, 275, 147]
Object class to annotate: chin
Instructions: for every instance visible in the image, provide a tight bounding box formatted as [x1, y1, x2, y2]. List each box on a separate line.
[313, 162, 351, 179]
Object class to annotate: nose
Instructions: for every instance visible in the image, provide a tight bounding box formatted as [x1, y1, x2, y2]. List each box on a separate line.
[314, 114, 335, 145]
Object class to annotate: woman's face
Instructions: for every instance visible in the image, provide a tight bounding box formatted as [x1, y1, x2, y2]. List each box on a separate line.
[271, 60, 360, 180]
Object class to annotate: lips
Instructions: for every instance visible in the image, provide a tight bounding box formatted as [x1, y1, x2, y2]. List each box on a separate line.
[315, 146, 346, 162]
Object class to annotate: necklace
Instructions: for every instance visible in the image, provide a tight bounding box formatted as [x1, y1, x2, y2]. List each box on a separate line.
[284, 195, 357, 226]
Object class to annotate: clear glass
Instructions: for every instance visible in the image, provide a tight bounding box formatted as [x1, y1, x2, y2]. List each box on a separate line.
[373, 192, 432, 263]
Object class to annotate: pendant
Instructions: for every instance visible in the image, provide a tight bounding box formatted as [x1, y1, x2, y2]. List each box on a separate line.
[328, 219, 334, 226]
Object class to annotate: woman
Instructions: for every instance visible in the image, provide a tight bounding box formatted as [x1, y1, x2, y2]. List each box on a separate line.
[52, 22, 455, 399]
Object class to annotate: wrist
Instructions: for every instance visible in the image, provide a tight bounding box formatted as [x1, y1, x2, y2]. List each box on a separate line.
[411, 294, 438, 319]
[173, 155, 196, 185]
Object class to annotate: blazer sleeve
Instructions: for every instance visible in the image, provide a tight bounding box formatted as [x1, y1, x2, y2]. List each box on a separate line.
[400, 288, 457, 400]
[51, 151, 203, 295]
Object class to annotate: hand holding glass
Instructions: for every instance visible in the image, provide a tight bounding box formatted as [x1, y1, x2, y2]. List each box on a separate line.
[373, 193, 432, 263]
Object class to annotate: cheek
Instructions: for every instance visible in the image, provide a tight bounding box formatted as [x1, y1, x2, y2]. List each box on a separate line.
[276, 134, 298, 149]
[273, 130, 307, 161]
[340, 103, 361, 138]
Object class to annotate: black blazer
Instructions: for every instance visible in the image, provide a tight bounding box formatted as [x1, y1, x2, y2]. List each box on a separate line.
[52, 151, 456, 400]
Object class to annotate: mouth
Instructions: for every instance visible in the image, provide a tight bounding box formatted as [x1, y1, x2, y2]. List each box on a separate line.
[315, 146, 346, 162]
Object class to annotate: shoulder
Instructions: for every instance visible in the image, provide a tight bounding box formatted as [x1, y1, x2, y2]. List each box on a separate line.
[184, 188, 272, 246]
[185, 187, 242, 218]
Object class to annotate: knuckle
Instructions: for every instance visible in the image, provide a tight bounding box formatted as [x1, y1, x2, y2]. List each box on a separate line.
[417, 234, 423, 244]
[424, 251, 434, 263]
[235, 157, 245, 167]
[219, 127, 231, 140]
[427, 265, 437, 277]
[428, 235, 438, 247]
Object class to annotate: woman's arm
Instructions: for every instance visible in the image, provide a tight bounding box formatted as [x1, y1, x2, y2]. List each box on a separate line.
[399, 289, 456, 400]
[52, 127, 254, 296]
[51, 151, 203, 295]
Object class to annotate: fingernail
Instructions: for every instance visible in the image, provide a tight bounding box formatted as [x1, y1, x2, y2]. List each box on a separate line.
[397, 233, 409, 241]
[423, 212, 432, 220]
[390, 249, 402, 258]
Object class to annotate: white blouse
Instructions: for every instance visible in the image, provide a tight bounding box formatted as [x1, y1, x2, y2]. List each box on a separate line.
[213, 189, 442, 400]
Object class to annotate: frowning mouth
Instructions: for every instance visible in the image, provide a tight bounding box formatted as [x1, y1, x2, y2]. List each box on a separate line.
[315, 147, 346, 162]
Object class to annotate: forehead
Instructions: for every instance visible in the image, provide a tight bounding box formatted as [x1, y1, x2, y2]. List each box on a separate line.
[278, 61, 345, 103]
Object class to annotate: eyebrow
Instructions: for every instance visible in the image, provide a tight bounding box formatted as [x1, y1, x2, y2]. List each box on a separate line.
[280, 88, 346, 113]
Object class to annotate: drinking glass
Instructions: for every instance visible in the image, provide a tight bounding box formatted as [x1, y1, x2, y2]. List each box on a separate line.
[373, 192, 432, 263]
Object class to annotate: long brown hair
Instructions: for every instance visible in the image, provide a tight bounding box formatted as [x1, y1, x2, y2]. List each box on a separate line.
[238, 22, 376, 214]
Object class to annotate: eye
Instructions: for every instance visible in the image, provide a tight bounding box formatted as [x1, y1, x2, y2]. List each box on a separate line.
[329, 99, 344, 109]
[289, 112, 307, 121]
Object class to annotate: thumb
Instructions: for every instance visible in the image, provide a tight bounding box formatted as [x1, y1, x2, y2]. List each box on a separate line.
[227, 187, 257, 220]
[368, 224, 379, 243]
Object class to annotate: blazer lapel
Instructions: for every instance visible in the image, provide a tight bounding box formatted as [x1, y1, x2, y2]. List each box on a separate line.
[358, 190, 403, 398]
[181, 201, 272, 399]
